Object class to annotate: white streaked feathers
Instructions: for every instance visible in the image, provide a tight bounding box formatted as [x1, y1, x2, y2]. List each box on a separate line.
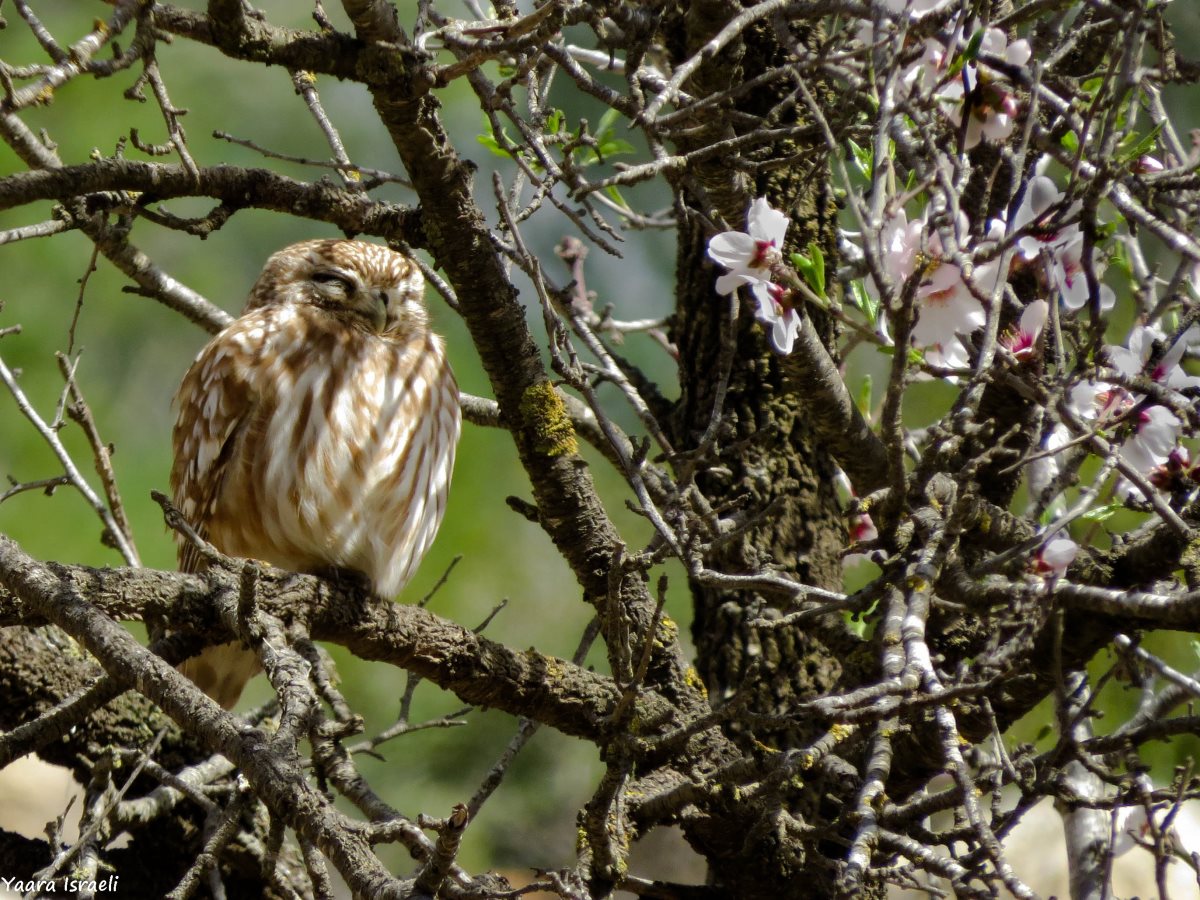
[172, 239, 460, 601]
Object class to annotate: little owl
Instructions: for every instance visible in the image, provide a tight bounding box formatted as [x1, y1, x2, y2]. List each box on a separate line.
[170, 239, 460, 708]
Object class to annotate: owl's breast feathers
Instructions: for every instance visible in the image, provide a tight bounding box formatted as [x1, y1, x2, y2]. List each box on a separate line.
[170, 304, 460, 597]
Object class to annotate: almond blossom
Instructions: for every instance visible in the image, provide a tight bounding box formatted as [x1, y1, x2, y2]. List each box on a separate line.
[868, 208, 1000, 368]
[923, 336, 972, 371]
[1133, 155, 1165, 174]
[707, 198, 799, 355]
[864, 20, 1030, 149]
[855, 0, 953, 45]
[1034, 535, 1078, 579]
[843, 509, 879, 569]
[1106, 324, 1200, 390]
[936, 28, 1031, 149]
[749, 281, 800, 355]
[1027, 422, 1071, 515]
[1002, 299, 1048, 361]
[707, 197, 788, 294]
[1012, 175, 1078, 260]
[1010, 174, 1114, 311]
[1118, 406, 1182, 483]
[1078, 323, 1199, 493]
[1149, 446, 1193, 492]
[1111, 805, 1151, 857]
[1063, 324, 1192, 501]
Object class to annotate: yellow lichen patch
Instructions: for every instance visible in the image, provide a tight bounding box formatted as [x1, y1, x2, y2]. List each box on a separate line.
[830, 722, 855, 742]
[520, 381, 578, 457]
[684, 665, 708, 697]
[543, 655, 566, 681]
[905, 573, 929, 592]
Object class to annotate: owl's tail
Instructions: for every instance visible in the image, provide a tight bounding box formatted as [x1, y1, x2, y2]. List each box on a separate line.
[180, 643, 262, 710]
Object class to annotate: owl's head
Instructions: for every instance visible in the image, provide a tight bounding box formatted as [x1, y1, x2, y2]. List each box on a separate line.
[246, 239, 430, 338]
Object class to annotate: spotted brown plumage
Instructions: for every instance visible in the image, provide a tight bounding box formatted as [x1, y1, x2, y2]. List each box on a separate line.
[170, 240, 460, 708]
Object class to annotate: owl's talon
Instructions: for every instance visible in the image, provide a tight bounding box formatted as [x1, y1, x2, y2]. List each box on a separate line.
[314, 566, 374, 595]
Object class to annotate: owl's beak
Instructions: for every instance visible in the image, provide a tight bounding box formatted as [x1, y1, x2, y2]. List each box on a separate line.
[364, 290, 388, 333]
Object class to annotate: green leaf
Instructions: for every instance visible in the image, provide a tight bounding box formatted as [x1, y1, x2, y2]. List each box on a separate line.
[856, 375, 873, 417]
[849, 280, 878, 326]
[573, 108, 634, 166]
[1078, 502, 1123, 524]
[1061, 131, 1079, 154]
[963, 28, 984, 62]
[789, 248, 827, 299]
[842, 600, 879, 638]
[597, 138, 635, 157]
[605, 184, 629, 208]
[843, 609, 869, 638]
[848, 138, 873, 179]
[545, 109, 563, 135]
[476, 133, 511, 158]
[1116, 123, 1164, 164]
[1108, 239, 1132, 280]
[944, 29, 984, 80]
[478, 115, 519, 159]
[596, 106, 622, 137]
[808, 242, 825, 296]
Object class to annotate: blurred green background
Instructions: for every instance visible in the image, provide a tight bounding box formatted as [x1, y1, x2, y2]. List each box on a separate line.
[4, 0, 1200, 886]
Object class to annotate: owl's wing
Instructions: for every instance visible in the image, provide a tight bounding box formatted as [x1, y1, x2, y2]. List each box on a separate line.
[170, 330, 256, 575]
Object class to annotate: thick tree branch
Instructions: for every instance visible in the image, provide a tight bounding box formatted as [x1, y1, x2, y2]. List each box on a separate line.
[0, 160, 420, 244]
[0, 535, 673, 744]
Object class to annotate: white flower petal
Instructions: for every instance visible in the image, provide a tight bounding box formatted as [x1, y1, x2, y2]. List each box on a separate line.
[1018, 299, 1048, 337]
[1137, 406, 1181, 456]
[747, 197, 789, 246]
[1028, 423, 1069, 510]
[1106, 346, 1143, 379]
[924, 336, 971, 370]
[1040, 536, 1078, 576]
[750, 281, 779, 322]
[771, 311, 800, 355]
[708, 231, 758, 269]
[1113, 806, 1149, 858]
[1005, 39, 1032, 67]
[715, 270, 757, 295]
[1028, 175, 1062, 218]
